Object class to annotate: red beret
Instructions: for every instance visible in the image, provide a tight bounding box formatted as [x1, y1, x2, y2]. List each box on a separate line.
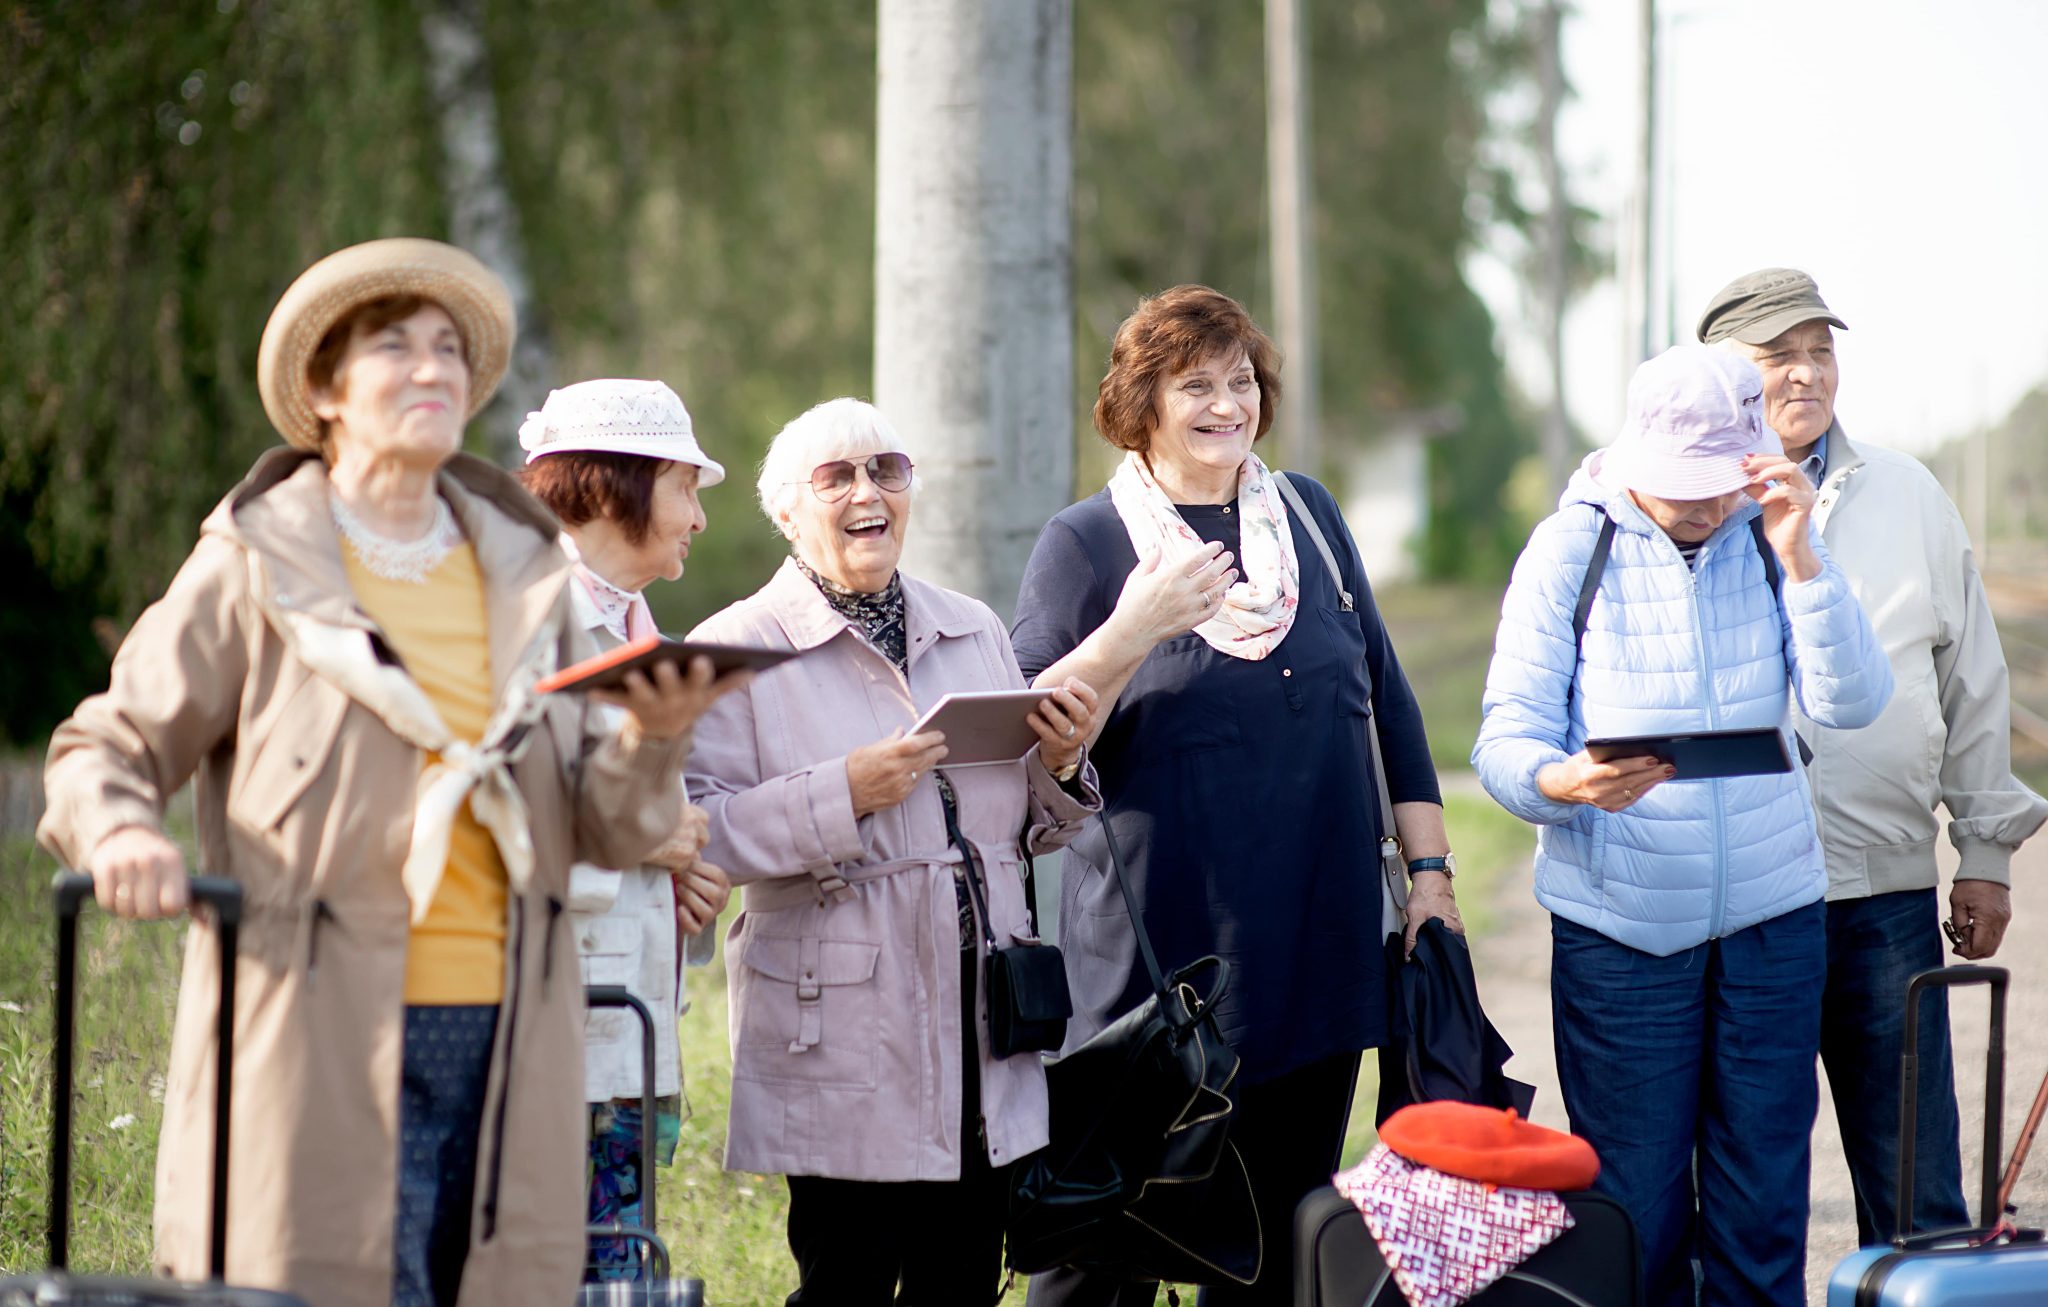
[1378, 1102, 1600, 1191]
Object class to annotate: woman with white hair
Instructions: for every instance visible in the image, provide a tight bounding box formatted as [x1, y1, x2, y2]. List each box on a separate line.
[684, 397, 1104, 1304]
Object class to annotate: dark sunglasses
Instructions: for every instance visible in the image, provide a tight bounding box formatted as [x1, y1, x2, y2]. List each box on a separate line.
[799, 452, 914, 502]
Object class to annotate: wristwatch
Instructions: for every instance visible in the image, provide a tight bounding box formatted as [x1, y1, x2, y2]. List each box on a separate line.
[1406, 854, 1456, 880]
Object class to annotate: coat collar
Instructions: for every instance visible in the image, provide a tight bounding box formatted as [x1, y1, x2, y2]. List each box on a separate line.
[760, 556, 985, 670]
[210, 447, 575, 700]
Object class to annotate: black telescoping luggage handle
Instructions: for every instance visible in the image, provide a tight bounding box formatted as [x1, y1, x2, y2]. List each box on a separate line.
[51, 870, 243, 1278]
[1897, 964, 2007, 1242]
[582, 984, 677, 1284]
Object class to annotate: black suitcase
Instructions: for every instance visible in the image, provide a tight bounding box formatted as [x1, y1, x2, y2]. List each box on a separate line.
[0, 871, 307, 1306]
[1293, 1182, 1641, 1307]
[575, 985, 704, 1307]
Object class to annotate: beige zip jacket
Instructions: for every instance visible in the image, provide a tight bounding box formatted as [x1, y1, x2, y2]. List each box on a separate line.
[38, 449, 686, 1307]
[1795, 425, 2048, 899]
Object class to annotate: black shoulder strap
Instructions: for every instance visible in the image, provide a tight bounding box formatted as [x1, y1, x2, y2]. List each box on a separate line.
[1566, 510, 1618, 715]
[1751, 515, 1781, 594]
[1572, 510, 1618, 652]
[1748, 515, 1814, 764]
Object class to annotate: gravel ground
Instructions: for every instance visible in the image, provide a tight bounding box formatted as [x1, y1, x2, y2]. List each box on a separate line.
[1469, 826, 2048, 1305]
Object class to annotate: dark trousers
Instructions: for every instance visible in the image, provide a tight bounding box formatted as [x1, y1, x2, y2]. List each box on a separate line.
[1552, 903, 1824, 1307]
[393, 1004, 499, 1307]
[1821, 888, 1970, 1244]
[1024, 1049, 1361, 1307]
[783, 945, 1010, 1306]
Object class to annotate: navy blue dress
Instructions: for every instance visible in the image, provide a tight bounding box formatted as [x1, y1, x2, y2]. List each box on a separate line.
[1010, 474, 1439, 1085]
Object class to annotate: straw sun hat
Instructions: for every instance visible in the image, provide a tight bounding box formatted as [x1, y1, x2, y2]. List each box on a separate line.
[256, 237, 516, 451]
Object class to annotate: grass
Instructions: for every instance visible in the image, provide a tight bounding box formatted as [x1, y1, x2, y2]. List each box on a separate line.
[0, 835, 182, 1275]
[0, 575, 1537, 1293]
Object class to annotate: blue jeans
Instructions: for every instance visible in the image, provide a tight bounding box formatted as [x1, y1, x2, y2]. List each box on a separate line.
[1822, 889, 1969, 1244]
[1552, 902, 1825, 1307]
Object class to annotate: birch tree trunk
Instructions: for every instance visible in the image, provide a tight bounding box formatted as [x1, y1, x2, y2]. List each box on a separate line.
[1537, 0, 1573, 495]
[422, 0, 551, 466]
[875, 0, 1073, 622]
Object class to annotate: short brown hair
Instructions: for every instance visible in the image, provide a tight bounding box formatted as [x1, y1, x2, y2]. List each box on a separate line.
[520, 451, 666, 544]
[1092, 285, 1282, 453]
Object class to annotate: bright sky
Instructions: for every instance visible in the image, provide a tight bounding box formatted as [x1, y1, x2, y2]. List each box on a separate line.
[1476, 0, 2048, 457]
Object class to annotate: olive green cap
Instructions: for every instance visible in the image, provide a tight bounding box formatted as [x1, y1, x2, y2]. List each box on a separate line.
[1696, 267, 1848, 346]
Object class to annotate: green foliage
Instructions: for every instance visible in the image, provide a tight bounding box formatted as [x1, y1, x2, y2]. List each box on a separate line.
[5, 0, 1553, 740]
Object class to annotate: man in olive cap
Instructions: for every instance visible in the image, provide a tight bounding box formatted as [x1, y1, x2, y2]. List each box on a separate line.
[1700, 269, 2047, 1245]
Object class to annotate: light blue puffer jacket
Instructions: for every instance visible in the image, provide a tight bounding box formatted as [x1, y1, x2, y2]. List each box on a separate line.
[1472, 459, 1893, 955]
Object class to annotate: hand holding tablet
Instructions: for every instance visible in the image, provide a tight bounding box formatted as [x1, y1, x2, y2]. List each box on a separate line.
[904, 678, 1100, 771]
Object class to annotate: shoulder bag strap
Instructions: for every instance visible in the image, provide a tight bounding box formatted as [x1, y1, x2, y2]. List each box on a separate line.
[1098, 812, 1169, 997]
[1566, 510, 1618, 718]
[1271, 470, 1406, 912]
[942, 795, 1000, 953]
[1272, 471, 1352, 613]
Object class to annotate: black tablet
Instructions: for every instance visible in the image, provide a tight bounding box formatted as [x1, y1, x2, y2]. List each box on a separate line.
[534, 636, 796, 694]
[1584, 727, 1793, 780]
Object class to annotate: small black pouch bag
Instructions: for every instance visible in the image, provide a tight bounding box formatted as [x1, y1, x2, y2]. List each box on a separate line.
[945, 801, 1072, 1057]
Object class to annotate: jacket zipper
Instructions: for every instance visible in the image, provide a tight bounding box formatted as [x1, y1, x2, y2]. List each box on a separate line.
[479, 896, 526, 1239]
[1687, 549, 1730, 940]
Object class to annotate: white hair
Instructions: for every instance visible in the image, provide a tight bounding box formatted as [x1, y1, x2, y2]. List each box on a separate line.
[756, 397, 919, 538]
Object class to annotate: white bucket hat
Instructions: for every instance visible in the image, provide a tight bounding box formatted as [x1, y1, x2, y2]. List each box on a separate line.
[1596, 344, 1783, 499]
[518, 378, 726, 486]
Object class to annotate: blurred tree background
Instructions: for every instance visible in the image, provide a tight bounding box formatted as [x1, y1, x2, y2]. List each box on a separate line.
[2, 0, 1565, 746]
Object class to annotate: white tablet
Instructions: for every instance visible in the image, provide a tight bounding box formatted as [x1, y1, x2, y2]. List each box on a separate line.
[908, 689, 1051, 767]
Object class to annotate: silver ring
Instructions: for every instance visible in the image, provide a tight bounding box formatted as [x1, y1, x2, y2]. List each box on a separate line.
[910, 771, 920, 784]
[1063, 725, 1077, 740]
[1624, 787, 1634, 800]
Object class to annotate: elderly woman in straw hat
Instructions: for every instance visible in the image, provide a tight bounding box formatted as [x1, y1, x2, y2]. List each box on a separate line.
[516, 377, 733, 1281]
[37, 239, 726, 1307]
[684, 397, 1103, 1304]
[1474, 343, 1892, 1304]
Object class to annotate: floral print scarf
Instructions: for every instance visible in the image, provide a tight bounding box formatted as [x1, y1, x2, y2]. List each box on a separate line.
[1106, 448, 1301, 660]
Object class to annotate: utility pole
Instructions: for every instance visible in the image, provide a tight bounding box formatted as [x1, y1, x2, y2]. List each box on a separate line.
[1621, 0, 1656, 374]
[875, 0, 1072, 621]
[1536, 0, 1573, 494]
[1266, 0, 1320, 478]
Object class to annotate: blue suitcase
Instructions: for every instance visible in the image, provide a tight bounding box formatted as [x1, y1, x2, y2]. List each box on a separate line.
[1826, 965, 2048, 1305]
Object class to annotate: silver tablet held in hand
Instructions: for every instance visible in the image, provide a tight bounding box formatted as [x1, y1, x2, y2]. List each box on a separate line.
[908, 689, 1051, 768]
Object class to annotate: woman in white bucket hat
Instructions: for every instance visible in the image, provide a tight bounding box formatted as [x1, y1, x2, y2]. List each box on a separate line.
[1473, 344, 1894, 1306]
[517, 377, 737, 1284]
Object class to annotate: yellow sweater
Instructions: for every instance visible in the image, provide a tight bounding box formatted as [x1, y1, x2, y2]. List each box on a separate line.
[341, 538, 506, 1005]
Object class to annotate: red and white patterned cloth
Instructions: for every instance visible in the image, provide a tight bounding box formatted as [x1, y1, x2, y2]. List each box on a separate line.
[1334, 1144, 1575, 1307]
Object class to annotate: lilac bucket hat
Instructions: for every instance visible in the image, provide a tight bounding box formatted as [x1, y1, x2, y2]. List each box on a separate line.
[1596, 344, 1783, 499]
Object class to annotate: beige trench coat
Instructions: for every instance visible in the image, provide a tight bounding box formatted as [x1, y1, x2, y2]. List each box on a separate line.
[37, 449, 685, 1307]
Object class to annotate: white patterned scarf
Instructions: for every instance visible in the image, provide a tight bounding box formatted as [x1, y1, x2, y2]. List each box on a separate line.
[1106, 449, 1300, 660]
[1336, 1144, 1575, 1307]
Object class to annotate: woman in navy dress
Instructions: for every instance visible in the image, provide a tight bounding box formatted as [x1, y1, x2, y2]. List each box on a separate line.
[1011, 285, 1462, 1306]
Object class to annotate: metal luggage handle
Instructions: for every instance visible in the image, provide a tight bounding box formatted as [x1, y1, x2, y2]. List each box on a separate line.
[1897, 964, 2007, 1243]
[583, 984, 678, 1283]
[51, 870, 244, 1278]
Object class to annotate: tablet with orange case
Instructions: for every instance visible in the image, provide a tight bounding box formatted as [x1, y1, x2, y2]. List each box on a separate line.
[533, 636, 796, 694]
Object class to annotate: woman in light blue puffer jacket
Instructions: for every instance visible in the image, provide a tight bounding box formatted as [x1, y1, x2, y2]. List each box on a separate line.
[1474, 345, 1891, 1307]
